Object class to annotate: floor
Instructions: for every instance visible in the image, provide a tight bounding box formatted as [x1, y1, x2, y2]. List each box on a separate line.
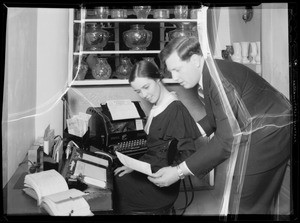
[173, 162, 291, 217]
[174, 189, 221, 216]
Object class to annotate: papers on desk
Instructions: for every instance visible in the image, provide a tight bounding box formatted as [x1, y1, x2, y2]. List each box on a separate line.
[73, 160, 107, 189]
[67, 112, 91, 137]
[52, 137, 63, 163]
[107, 99, 140, 120]
[116, 151, 153, 176]
[43, 125, 55, 155]
[82, 153, 109, 168]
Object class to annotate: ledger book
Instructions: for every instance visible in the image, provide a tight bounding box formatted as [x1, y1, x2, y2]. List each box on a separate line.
[23, 169, 93, 216]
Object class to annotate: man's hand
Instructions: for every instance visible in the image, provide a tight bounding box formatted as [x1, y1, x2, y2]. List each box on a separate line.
[114, 166, 133, 177]
[147, 166, 179, 187]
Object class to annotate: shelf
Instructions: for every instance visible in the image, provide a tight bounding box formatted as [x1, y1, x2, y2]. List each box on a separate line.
[74, 19, 197, 23]
[69, 9, 187, 86]
[74, 50, 161, 55]
[69, 78, 178, 86]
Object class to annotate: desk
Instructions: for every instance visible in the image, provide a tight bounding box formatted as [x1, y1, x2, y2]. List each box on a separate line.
[3, 156, 114, 216]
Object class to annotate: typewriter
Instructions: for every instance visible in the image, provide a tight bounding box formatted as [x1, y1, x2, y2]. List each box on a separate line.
[86, 100, 148, 157]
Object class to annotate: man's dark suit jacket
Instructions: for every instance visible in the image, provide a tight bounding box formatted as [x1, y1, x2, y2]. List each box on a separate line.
[185, 59, 291, 176]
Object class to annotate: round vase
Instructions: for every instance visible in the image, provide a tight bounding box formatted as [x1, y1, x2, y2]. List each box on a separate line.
[92, 57, 112, 80]
[123, 24, 152, 51]
[168, 22, 197, 40]
[231, 42, 242, 63]
[73, 57, 88, 80]
[116, 57, 133, 79]
[85, 23, 110, 51]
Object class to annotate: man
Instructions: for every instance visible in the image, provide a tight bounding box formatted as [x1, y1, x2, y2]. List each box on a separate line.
[148, 36, 292, 214]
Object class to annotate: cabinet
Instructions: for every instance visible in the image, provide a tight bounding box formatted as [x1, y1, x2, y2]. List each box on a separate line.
[68, 8, 198, 86]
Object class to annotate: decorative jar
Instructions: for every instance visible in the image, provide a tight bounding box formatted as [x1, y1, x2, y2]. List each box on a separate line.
[190, 9, 199, 19]
[123, 24, 152, 50]
[143, 57, 158, 68]
[249, 42, 257, 64]
[73, 56, 89, 80]
[255, 41, 261, 64]
[174, 5, 188, 19]
[222, 45, 234, 60]
[91, 57, 112, 80]
[168, 22, 197, 40]
[111, 9, 127, 19]
[133, 6, 151, 19]
[85, 23, 110, 51]
[95, 7, 109, 19]
[231, 42, 242, 63]
[116, 57, 133, 79]
[153, 9, 170, 19]
[241, 42, 250, 64]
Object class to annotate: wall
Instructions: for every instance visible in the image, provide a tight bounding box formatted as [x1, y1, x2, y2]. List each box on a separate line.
[2, 8, 37, 187]
[35, 8, 69, 137]
[2, 8, 69, 187]
[229, 6, 261, 43]
[261, 3, 289, 99]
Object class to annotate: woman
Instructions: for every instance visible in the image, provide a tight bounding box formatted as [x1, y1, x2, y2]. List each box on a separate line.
[114, 60, 201, 214]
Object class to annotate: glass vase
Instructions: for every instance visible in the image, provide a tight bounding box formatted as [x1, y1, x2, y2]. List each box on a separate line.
[91, 57, 112, 80]
[123, 24, 152, 51]
[168, 22, 197, 40]
[241, 42, 250, 64]
[73, 56, 89, 80]
[143, 57, 158, 68]
[231, 42, 242, 63]
[133, 6, 151, 19]
[116, 57, 133, 79]
[249, 42, 257, 64]
[255, 41, 261, 64]
[85, 23, 110, 51]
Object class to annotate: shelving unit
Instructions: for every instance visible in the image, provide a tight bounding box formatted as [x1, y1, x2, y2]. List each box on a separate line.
[68, 8, 197, 86]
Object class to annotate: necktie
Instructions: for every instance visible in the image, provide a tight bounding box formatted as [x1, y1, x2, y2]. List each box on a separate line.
[198, 86, 205, 105]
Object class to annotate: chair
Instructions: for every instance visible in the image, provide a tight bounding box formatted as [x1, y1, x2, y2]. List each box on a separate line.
[128, 139, 193, 215]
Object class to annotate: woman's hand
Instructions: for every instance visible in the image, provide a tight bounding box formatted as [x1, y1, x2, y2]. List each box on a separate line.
[114, 165, 133, 177]
[147, 166, 179, 187]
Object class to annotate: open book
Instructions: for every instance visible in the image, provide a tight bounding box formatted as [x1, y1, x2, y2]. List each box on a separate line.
[23, 169, 93, 216]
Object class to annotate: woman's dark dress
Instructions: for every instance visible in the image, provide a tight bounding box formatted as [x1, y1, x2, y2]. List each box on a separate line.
[114, 100, 201, 213]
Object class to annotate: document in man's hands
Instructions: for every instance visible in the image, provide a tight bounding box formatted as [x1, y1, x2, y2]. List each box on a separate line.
[23, 169, 93, 216]
[115, 151, 152, 176]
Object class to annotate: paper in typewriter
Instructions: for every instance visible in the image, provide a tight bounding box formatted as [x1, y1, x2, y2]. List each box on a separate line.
[107, 99, 140, 120]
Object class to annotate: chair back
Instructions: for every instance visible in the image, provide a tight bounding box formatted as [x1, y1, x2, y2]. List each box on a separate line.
[167, 138, 179, 165]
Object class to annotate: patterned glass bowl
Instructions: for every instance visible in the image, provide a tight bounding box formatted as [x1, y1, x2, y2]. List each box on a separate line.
[133, 6, 151, 19]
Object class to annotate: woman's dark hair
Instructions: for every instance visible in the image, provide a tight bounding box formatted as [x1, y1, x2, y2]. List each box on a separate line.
[159, 36, 203, 63]
[129, 60, 162, 83]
